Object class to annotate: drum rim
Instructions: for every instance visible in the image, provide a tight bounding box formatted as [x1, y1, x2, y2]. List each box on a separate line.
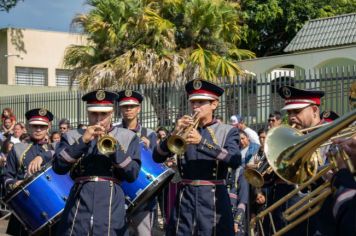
[126, 168, 175, 215]
[3, 163, 53, 203]
[30, 208, 64, 235]
[11, 207, 64, 234]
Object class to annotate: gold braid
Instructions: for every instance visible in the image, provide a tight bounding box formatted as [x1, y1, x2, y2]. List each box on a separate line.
[18, 143, 33, 172]
[206, 127, 219, 180]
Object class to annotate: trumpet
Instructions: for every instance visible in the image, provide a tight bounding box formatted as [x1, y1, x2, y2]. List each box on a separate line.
[244, 157, 273, 188]
[97, 131, 118, 156]
[167, 112, 200, 155]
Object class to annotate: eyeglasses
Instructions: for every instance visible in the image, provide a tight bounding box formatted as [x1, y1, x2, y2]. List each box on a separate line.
[59, 127, 68, 130]
[268, 119, 276, 122]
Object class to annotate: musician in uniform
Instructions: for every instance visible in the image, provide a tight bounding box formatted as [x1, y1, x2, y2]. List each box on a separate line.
[317, 82, 356, 236]
[53, 90, 141, 236]
[317, 128, 356, 236]
[320, 110, 339, 123]
[116, 89, 157, 235]
[227, 166, 249, 235]
[153, 79, 241, 236]
[262, 85, 326, 235]
[2, 108, 55, 236]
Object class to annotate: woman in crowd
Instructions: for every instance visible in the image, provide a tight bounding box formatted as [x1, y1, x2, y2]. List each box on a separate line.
[240, 130, 260, 168]
[1, 108, 16, 133]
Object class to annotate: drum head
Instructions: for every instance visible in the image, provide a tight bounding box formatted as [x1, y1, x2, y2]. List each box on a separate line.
[126, 168, 175, 216]
[3, 164, 52, 203]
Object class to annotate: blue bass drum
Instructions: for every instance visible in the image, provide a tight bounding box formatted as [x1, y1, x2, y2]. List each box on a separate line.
[122, 144, 175, 215]
[3, 165, 74, 235]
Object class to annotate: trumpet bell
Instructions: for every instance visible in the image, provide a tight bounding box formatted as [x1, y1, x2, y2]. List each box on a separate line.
[97, 135, 117, 156]
[167, 134, 186, 155]
[244, 168, 264, 188]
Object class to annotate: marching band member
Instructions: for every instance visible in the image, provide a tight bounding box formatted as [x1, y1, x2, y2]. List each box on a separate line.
[327, 135, 356, 236]
[153, 79, 241, 236]
[319, 82, 356, 236]
[2, 108, 55, 236]
[263, 85, 326, 235]
[320, 110, 339, 123]
[116, 89, 157, 236]
[227, 166, 249, 235]
[53, 90, 141, 236]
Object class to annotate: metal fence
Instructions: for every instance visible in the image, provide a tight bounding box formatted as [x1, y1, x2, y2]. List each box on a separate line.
[1, 66, 355, 131]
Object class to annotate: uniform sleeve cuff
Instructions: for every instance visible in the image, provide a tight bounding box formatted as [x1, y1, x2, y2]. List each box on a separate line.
[114, 156, 132, 169]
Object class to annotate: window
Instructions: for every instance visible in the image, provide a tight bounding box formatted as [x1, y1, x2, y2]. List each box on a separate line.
[15, 67, 47, 86]
[56, 69, 77, 87]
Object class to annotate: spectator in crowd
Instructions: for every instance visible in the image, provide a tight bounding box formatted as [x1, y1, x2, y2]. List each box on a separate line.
[230, 114, 260, 145]
[49, 131, 61, 150]
[16, 122, 27, 134]
[1, 138, 14, 158]
[77, 123, 88, 130]
[254, 128, 267, 162]
[19, 133, 30, 143]
[1, 108, 16, 133]
[156, 127, 169, 144]
[239, 130, 260, 168]
[50, 131, 61, 143]
[1, 118, 14, 139]
[58, 118, 70, 134]
[267, 111, 282, 129]
[215, 115, 224, 123]
[10, 123, 25, 144]
[250, 189, 267, 219]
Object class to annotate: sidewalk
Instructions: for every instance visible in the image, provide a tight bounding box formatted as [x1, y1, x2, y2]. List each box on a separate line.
[0, 219, 164, 236]
[0, 219, 8, 236]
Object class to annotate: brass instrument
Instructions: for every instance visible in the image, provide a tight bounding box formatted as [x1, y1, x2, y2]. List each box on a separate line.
[265, 109, 356, 184]
[250, 109, 356, 236]
[97, 133, 118, 156]
[244, 157, 273, 188]
[167, 112, 200, 155]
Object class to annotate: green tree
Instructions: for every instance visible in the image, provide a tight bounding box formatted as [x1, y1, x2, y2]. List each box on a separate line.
[240, 0, 356, 57]
[0, 0, 21, 12]
[64, 0, 254, 90]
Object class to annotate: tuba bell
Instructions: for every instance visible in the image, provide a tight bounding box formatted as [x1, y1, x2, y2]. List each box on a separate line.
[265, 109, 356, 184]
[250, 109, 356, 236]
[167, 112, 200, 155]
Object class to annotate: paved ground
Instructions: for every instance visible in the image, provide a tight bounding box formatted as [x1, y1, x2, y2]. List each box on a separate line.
[0, 219, 9, 236]
[0, 217, 164, 236]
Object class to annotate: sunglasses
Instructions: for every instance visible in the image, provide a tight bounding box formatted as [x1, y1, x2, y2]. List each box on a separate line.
[268, 119, 276, 122]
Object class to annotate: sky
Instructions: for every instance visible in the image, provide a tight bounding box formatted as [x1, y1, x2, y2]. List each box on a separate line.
[0, 0, 90, 32]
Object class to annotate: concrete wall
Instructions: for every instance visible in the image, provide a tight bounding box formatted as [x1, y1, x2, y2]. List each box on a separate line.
[238, 45, 356, 76]
[0, 84, 76, 96]
[0, 29, 7, 84]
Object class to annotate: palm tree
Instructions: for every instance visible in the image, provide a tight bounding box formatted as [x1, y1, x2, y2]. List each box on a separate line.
[64, 0, 254, 89]
[64, 0, 255, 125]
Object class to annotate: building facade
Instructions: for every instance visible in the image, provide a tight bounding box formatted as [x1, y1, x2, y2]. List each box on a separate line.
[0, 28, 85, 91]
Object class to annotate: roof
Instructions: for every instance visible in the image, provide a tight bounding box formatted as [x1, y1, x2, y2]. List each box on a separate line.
[284, 13, 356, 53]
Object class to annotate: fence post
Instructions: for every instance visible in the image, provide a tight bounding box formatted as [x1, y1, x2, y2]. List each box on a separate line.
[25, 94, 29, 112]
[77, 90, 81, 126]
